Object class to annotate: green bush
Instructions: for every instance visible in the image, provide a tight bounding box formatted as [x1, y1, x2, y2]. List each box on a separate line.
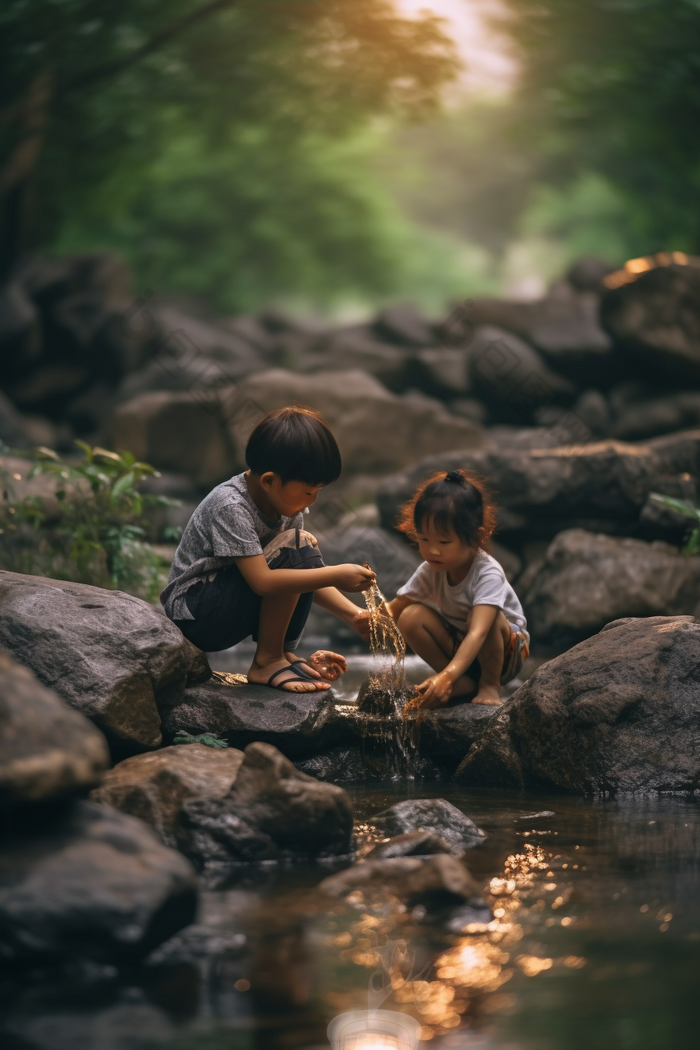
[0, 442, 179, 601]
[650, 493, 700, 555]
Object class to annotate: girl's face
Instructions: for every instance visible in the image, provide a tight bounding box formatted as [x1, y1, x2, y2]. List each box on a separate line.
[416, 516, 477, 574]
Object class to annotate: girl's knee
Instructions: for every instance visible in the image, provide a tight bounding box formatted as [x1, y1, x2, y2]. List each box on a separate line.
[397, 602, 435, 634]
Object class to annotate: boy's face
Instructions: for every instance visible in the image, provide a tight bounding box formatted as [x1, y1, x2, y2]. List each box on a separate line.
[416, 517, 476, 573]
[261, 473, 323, 517]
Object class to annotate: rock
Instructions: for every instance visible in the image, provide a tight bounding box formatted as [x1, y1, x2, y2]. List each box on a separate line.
[300, 331, 407, 391]
[611, 392, 700, 442]
[314, 525, 421, 605]
[149, 305, 261, 379]
[295, 747, 376, 783]
[110, 389, 234, 487]
[180, 742, 354, 866]
[371, 798, 485, 852]
[416, 704, 498, 765]
[0, 394, 31, 448]
[376, 429, 700, 541]
[521, 529, 700, 644]
[566, 256, 616, 294]
[226, 369, 483, 475]
[90, 744, 245, 848]
[0, 280, 41, 380]
[162, 676, 345, 759]
[5, 363, 89, 414]
[0, 571, 210, 752]
[403, 347, 471, 399]
[469, 326, 573, 422]
[1, 1002, 176, 1050]
[220, 314, 273, 353]
[490, 541, 522, 582]
[374, 303, 435, 347]
[19, 253, 133, 310]
[0, 647, 109, 806]
[601, 263, 700, 383]
[319, 854, 483, 910]
[115, 354, 240, 404]
[455, 615, 700, 794]
[365, 829, 454, 859]
[0, 800, 197, 963]
[470, 285, 613, 384]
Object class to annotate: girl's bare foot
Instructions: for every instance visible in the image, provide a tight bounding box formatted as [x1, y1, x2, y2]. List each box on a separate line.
[472, 684, 503, 706]
[248, 658, 330, 693]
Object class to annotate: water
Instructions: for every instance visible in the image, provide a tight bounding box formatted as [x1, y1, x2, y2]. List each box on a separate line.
[4, 786, 700, 1050]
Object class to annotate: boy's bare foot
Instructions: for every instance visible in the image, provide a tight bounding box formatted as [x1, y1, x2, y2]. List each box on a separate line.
[472, 684, 503, 706]
[248, 658, 330, 693]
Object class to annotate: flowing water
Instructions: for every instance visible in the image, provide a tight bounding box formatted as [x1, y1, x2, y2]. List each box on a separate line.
[4, 786, 699, 1050]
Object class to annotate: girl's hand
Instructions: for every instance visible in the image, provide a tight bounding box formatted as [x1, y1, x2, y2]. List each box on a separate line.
[308, 650, 347, 681]
[405, 670, 454, 710]
[351, 608, 372, 642]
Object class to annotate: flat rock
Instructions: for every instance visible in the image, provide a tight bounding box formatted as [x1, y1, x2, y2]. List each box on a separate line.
[0, 571, 210, 752]
[365, 829, 454, 859]
[454, 615, 700, 794]
[180, 742, 354, 867]
[0, 800, 197, 963]
[319, 854, 483, 910]
[0, 647, 109, 806]
[161, 676, 346, 758]
[416, 704, 498, 764]
[90, 743, 244, 848]
[371, 798, 485, 852]
[522, 529, 700, 644]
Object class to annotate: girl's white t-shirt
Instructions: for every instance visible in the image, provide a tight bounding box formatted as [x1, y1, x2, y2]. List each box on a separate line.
[397, 549, 529, 644]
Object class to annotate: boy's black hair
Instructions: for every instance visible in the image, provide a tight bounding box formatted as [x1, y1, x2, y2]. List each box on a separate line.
[398, 468, 496, 549]
[245, 406, 342, 485]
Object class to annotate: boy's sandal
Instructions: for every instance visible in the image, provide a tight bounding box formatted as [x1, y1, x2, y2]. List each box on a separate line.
[265, 665, 329, 692]
[288, 659, 320, 681]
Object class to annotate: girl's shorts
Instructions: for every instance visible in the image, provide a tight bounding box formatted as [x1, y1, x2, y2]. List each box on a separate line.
[442, 616, 529, 685]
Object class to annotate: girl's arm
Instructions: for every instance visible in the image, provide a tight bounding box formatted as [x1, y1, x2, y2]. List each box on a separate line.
[410, 604, 499, 708]
[235, 555, 374, 597]
[382, 595, 416, 620]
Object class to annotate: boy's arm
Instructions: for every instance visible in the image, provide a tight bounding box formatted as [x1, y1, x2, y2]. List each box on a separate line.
[234, 554, 374, 597]
[313, 586, 370, 640]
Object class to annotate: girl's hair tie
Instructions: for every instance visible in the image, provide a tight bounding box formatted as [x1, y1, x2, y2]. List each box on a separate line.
[444, 470, 463, 484]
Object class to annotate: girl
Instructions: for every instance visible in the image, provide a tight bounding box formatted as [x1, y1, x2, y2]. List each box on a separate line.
[383, 469, 529, 710]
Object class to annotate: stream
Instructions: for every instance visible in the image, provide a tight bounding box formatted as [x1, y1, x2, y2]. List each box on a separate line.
[3, 654, 700, 1050]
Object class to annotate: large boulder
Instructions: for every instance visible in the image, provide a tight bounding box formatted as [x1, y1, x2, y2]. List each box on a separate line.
[0, 571, 210, 752]
[0, 281, 41, 381]
[374, 303, 436, 347]
[0, 800, 197, 963]
[180, 741, 354, 866]
[110, 389, 234, 487]
[224, 370, 483, 475]
[454, 615, 700, 794]
[296, 329, 407, 391]
[319, 854, 483, 910]
[469, 283, 613, 383]
[610, 392, 700, 442]
[521, 529, 700, 644]
[377, 429, 700, 540]
[161, 676, 346, 758]
[0, 648, 109, 806]
[601, 263, 700, 383]
[370, 798, 485, 853]
[90, 743, 244, 848]
[148, 304, 261, 378]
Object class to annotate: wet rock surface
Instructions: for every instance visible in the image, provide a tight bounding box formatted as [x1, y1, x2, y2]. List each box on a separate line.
[90, 743, 245, 848]
[521, 529, 700, 644]
[180, 742, 354, 867]
[319, 853, 484, 911]
[0, 571, 210, 752]
[365, 829, 454, 859]
[455, 615, 700, 793]
[0, 647, 109, 806]
[162, 677, 347, 758]
[0, 801, 197, 964]
[371, 798, 486, 853]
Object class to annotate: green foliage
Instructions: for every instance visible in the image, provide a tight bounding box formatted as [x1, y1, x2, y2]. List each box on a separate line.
[497, 0, 700, 250]
[174, 730, 229, 749]
[650, 493, 700, 555]
[0, 442, 178, 600]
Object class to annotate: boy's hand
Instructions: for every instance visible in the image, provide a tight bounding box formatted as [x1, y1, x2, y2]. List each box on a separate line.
[405, 670, 453, 711]
[308, 650, 347, 681]
[335, 563, 376, 592]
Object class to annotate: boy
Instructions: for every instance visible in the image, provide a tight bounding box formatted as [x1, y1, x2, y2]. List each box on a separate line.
[161, 406, 374, 692]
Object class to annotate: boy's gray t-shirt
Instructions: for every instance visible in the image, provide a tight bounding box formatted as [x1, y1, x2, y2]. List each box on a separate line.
[161, 472, 304, 621]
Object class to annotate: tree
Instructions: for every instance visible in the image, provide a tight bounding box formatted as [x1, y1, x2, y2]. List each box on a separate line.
[497, 0, 700, 251]
[0, 0, 459, 279]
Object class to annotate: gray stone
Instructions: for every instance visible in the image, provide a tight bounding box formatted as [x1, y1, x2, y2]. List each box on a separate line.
[521, 529, 700, 644]
[180, 741, 354, 866]
[365, 829, 454, 859]
[162, 676, 345, 758]
[0, 647, 109, 806]
[319, 854, 483, 910]
[455, 615, 700, 794]
[0, 571, 210, 752]
[374, 303, 435, 347]
[90, 743, 245, 848]
[371, 798, 485, 852]
[0, 800, 197, 963]
[469, 325, 573, 422]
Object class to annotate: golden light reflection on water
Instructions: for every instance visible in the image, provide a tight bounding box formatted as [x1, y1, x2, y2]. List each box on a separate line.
[324, 837, 588, 1041]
